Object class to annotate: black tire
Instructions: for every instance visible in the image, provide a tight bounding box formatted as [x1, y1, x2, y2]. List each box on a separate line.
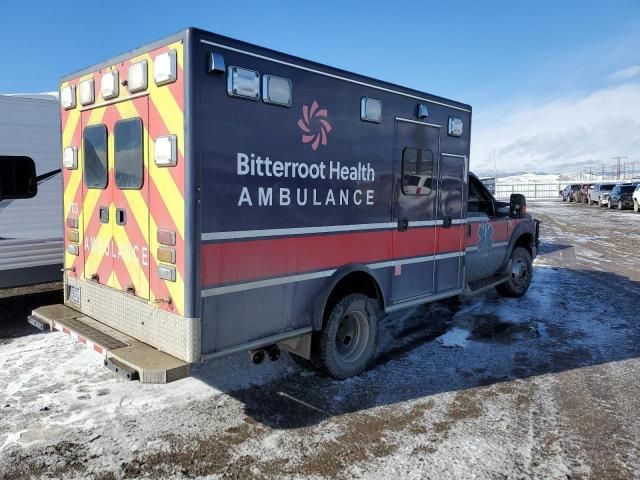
[619, 201, 623, 210]
[634, 201, 639, 213]
[608, 201, 613, 209]
[496, 247, 533, 298]
[317, 293, 378, 379]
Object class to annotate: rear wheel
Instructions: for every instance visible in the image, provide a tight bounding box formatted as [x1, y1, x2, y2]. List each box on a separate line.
[634, 201, 639, 213]
[317, 293, 378, 379]
[496, 247, 533, 298]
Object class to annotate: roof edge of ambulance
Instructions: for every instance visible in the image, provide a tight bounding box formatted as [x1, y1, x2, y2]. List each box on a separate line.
[59, 29, 188, 83]
[59, 26, 472, 112]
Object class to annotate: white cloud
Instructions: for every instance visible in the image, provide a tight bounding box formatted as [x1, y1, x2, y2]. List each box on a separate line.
[470, 81, 640, 176]
[608, 65, 640, 82]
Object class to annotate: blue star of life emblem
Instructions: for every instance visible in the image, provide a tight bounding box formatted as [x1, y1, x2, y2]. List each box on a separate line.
[477, 222, 494, 257]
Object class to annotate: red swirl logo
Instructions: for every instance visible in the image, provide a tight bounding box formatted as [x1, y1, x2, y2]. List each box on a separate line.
[297, 100, 332, 151]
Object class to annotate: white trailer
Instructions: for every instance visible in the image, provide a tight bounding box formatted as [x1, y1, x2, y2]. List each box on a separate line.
[0, 94, 62, 288]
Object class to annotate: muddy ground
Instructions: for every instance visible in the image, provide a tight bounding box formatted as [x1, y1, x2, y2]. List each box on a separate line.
[1, 200, 640, 479]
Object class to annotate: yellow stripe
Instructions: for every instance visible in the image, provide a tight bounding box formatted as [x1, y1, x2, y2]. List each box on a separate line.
[114, 60, 186, 240]
[64, 41, 186, 314]
[114, 94, 186, 311]
[83, 222, 111, 275]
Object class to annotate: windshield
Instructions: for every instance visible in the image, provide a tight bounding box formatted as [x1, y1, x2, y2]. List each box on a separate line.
[600, 184, 615, 192]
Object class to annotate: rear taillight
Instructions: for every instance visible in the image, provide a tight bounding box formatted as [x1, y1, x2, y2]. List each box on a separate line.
[157, 229, 176, 246]
[157, 265, 176, 282]
[157, 246, 176, 264]
[67, 229, 79, 243]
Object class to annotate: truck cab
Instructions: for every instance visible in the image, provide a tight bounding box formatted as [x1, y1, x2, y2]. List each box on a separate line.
[466, 173, 538, 294]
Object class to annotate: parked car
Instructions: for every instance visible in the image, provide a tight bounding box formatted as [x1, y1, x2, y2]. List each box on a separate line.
[634, 184, 640, 213]
[591, 182, 617, 207]
[561, 184, 581, 202]
[575, 184, 593, 203]
[608, 184, 637, 210]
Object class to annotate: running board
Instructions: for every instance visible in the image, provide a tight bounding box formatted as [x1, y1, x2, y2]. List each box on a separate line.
[28, 304, 189, 384]
[464, 274, 510, 296]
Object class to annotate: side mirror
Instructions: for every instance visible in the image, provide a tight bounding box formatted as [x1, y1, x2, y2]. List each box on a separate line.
[0, 156, 37, 201]
[510, 193, 526, 218]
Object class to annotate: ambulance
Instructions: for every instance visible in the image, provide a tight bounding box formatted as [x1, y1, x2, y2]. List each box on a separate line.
[26, 28, 539, 382]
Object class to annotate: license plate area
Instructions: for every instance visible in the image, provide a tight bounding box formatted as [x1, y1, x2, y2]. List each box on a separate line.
[68, 285, 81, 305]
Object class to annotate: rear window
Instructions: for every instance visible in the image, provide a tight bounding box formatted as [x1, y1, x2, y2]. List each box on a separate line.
[83, 125, 108, 189]
[600, 184, 615, 192]
[621, 185, 635, 193]
[114, 118, 143, 189]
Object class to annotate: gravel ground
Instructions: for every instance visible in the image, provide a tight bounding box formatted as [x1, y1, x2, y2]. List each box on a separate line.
[1, 200, 640, 479]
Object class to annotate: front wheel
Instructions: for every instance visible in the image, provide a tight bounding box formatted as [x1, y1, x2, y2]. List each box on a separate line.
[608, 201, 613, 209]
[634, 201, 639, 213]
[619, 201, 624, 210]
[496, 247, 533, 298]
[317, 293, 378, 379]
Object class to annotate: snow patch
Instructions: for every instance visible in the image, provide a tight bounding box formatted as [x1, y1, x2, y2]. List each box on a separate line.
[436, 327, 469, 348]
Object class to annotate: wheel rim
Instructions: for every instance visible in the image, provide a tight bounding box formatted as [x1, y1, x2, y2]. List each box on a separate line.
[335, 310, 370, 363]
[511, 258, 530, 288]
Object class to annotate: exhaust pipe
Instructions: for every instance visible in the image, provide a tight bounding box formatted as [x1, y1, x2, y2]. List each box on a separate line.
[251, 349, 265, 364]
[267, 345, 280, 362]
[249, 345, 281, 364]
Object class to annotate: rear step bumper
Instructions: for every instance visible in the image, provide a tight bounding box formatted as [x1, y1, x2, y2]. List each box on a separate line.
[29, 304, 190, 384]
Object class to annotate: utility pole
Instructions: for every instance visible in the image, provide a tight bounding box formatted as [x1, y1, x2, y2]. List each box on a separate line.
[493, 150, 496, 179]
[612, 156, 627, 180]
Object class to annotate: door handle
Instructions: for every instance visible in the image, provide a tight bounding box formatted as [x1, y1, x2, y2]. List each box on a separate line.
[443, 216, 452, 228]
[99, 207, 109, 224]
[115, 208, 127, 226]
[398, 218, 409, 232]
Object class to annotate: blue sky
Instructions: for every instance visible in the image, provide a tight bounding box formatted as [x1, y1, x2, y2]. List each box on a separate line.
[2, 0, 639, 174]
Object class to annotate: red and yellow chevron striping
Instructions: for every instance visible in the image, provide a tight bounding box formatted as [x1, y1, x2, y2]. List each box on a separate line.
[61, 41, 186, 316]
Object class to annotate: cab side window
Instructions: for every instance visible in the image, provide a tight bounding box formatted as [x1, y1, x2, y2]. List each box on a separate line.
[402, 148, 433, 196]
[468, 176, 495, 216]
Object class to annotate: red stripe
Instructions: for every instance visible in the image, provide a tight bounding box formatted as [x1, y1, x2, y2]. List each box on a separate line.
[465, 219, 512, 247]
[201, 226, 465, 287]
[94, 345, 103, 354]
[112, 242, 135, 292]
[78, 336, 86, 344]
[63, 327, 70, 335]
